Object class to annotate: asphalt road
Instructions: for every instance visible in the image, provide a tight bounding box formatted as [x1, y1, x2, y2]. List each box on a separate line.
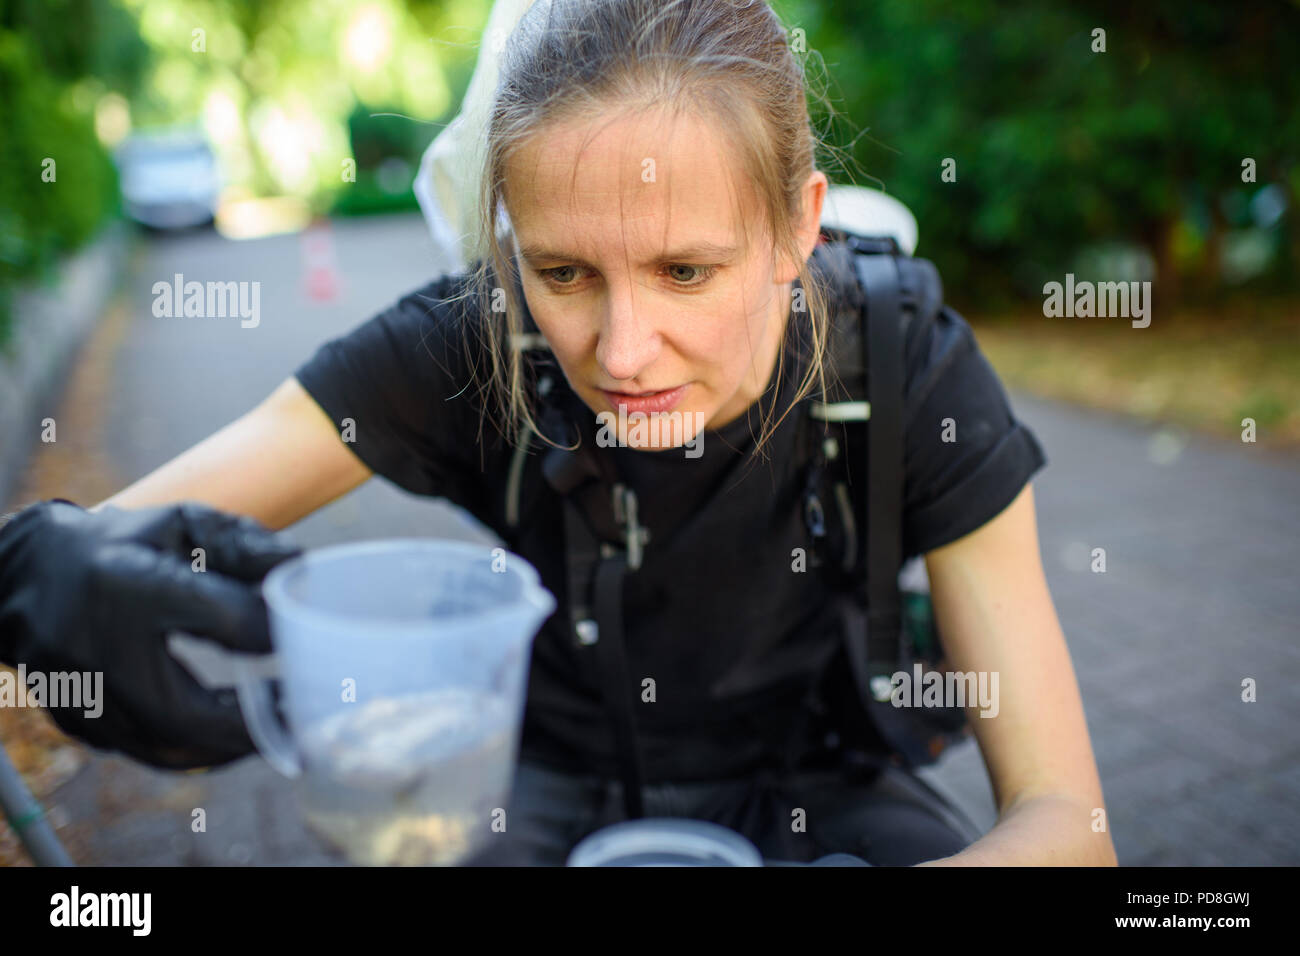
[18, 212, 1300, 866]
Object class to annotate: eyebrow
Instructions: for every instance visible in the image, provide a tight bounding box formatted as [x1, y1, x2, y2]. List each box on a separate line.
[516, 240, 740, 266]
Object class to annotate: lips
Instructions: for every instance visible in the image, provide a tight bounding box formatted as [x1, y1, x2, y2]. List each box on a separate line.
[599, 384, 688, 415]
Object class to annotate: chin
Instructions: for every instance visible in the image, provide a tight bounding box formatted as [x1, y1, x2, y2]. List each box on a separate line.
[593, 405, 711, 457]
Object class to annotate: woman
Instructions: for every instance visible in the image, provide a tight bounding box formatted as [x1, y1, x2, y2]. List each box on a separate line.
[0, 0, 1115, 866]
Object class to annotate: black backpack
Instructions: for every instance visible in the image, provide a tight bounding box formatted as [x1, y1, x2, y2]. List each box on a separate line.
[505, 227, 971, 820]
[798, 228, 972, 776]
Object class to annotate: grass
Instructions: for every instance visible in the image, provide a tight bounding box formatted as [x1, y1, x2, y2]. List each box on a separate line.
[967, 295, 1300, 448]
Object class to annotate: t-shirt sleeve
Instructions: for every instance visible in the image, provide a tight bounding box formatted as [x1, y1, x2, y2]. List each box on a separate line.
[900, 303, 1047, 559]
[291, 273, 485, 501]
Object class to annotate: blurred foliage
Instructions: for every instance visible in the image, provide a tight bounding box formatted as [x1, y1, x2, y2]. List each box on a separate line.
[117, 0, 481, 211]
[0, 0, 148, 350]
[332, 105, 430, 217]
[3, 0, 1297, 350]
[348, 104, 435, 171]
[2, 0, 147, 88]
[0, 0, 479, 346]
[779, 0, 1300, 307]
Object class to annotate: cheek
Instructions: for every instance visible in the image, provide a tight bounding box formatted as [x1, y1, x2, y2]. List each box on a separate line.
[523, 286, 587, 355]
[532, 309, 592, 370]
[684, 297, 771, 369]
[672, 282, 767, 351]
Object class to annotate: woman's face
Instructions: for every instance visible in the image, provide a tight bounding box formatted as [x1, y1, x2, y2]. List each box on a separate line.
[504, 106, 826, 451]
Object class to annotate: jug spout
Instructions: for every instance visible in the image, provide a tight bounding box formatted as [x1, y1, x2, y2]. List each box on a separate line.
[523, 583, 556, 628]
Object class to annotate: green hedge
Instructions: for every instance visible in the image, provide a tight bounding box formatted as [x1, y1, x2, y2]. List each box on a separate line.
[329, 104, 427, 218]
[0, 30, 123, 352]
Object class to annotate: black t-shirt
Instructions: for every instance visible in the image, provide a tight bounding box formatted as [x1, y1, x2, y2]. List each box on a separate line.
[292, 239, 1047, 782]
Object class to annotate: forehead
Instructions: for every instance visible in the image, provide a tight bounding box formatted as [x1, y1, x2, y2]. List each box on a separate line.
[503, 106, 757, 263]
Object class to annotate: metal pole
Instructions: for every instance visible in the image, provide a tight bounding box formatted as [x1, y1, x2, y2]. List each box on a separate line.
[0, 739, 74, 866]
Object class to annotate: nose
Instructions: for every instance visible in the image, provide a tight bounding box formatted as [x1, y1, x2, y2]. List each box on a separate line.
[594, 280, 662, 384]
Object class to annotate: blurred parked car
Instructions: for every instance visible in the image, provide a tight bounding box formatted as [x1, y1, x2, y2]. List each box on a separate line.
[114, 130, 220, 230]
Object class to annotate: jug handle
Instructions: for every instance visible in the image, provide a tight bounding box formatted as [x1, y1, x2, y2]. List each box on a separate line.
[233, 655, 303, 778]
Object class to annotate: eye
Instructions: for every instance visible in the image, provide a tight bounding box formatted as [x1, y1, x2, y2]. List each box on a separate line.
[534, 263, 718, 289]
[665, 264, 717, 286]
[537, 265, 584, 286]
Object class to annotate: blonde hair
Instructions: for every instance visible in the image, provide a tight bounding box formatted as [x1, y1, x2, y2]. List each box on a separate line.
[444, 0, 850, 456]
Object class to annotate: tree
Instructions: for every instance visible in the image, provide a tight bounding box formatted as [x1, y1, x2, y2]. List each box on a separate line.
[783, 0, 1300, 306]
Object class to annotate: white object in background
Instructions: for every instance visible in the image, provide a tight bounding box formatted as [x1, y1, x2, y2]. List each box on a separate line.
[822, 184, 918, 256]
[115, 127, 221, 230]
[414, 0, 538, 274]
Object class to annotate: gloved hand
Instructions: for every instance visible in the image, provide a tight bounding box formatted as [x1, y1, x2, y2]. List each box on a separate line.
[0, 498, 301, 770]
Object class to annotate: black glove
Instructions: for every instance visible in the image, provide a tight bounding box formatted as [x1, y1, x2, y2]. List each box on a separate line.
[0, 498, 302, 770]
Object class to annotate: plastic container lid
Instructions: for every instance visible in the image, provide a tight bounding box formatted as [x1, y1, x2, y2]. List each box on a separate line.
[566, 818, 764, 867]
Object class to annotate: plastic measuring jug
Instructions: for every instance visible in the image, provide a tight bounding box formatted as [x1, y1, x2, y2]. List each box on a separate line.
[566, 819, 765, 866]
[233, 539, 554, 866]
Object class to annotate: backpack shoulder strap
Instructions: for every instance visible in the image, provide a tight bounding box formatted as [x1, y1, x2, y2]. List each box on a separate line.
[807, 232, 979, 769]
[804, 229, 919, 700]
[854, 243, 906, 701]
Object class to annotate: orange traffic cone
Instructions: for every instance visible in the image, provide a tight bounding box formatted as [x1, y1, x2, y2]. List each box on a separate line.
[301, 221, 341, 302]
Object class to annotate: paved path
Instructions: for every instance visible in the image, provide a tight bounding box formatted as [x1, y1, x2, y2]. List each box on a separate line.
[10, 212, 1299, 866]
